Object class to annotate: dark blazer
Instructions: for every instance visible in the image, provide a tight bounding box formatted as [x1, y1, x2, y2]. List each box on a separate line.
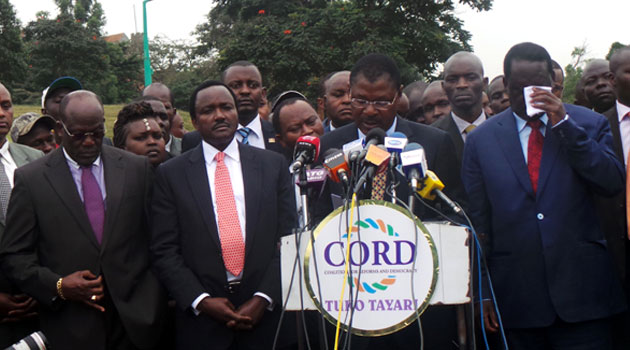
[0, 146, 166, 349]
[150, 141, 296, 349]
[0, 143, 43, 348]
[314, 117, 465, 221]
[182, 118, 283, 154]
[462, 105, 626, 329]
[431, 113, 464, 164]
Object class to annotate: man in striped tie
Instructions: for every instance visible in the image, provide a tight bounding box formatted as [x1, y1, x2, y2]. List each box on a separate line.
[151, 80, 296, 350]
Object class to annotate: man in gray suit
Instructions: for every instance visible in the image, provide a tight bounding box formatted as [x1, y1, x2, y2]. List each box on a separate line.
[0, 83, 44, 347]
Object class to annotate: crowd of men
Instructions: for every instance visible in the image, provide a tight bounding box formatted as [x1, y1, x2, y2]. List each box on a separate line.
[0, 41, 627, 350]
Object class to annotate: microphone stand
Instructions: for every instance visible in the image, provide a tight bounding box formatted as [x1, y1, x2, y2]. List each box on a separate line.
[296, 166, 310, 229]
[408, 178, 418, 214]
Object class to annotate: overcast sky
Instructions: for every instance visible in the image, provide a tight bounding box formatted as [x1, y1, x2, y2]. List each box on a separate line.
[13, 0, 630, 80]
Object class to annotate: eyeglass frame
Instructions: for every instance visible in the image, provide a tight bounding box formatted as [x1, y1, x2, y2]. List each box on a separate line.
[350, 93, 398, 111]
[60, 120, 105, 142]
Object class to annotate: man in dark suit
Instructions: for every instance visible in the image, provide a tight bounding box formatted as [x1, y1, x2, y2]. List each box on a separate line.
[600, 45, 630, 350]
[182, 62, 283, 154]
[151, 81, 295, 349]
[314, 53, 463, 349]
[462, 42, 625, 349]
[432, 51, 488, 165]
[0, 83, 44, 348]
[0, 90, 166, 349]
[317, 71, 353, 133]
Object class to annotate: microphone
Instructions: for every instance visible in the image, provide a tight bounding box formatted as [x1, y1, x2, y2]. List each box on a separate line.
[342, 139, 363, 164]
[356, 128, 387, 162]
[417, 170, 462, 215]
[353, 144, 391, 193]
[290, 135, 320, 172]
[297, 167, 328, 199]
[400, 143, 428, 192]
[385, 131, 408, 170]
[322, 148, 350, 189]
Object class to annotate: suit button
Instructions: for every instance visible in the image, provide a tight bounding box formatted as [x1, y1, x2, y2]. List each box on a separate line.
[537, 213, 544, 220]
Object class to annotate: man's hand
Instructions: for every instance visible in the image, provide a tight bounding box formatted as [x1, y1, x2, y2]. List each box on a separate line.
[227, 296, 269, 331]
[0, 293, 38, 322]
[530, 87, 566, 126]
[479, 300, 499, 333]
[197, 297, 251, 326]
[61, 270, 105, 312]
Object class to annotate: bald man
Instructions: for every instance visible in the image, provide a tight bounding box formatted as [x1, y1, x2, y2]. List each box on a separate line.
[432, 51, 488, 163]
[421, 81, 451, 124]
[581, 59, 616, 113]
[0, 90, 166, 349]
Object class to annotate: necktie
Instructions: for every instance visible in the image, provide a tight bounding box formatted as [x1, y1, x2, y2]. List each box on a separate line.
[81, 166, 105, 244]
[214, 152, 245, 276]
[237, 127, 252, 145]
[625, 113, 630, 239]
[463, 124, 477, 134]
[527, 119, 544, 193]
[371, 172, 386, 200]
[0, 160, 12, 223]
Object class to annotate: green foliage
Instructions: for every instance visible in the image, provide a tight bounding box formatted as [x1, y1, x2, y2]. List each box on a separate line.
[195, 0, 492, 101]
[562, 44, 588, 104]
[0, 0, 27, 88]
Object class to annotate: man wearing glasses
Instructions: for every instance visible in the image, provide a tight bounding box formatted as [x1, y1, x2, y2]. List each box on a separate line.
[0, 90, 166, 349]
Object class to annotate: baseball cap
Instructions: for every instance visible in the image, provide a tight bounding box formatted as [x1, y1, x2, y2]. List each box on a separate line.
[41, 76, 83, 109]
[11, 113, 56, 143]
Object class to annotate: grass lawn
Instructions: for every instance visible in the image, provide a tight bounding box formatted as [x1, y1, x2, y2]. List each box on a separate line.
[13, 105, 194, 139]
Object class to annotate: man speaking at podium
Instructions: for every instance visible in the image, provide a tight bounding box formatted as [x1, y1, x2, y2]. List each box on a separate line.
[150, 81, 296, 350]
[462, 42, 626, 349]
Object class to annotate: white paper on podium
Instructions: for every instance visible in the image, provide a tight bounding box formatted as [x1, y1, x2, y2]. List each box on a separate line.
[280, 222, 471, 311]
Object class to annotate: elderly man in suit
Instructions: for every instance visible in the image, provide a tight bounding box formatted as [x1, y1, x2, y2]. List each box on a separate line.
[0, 90, 165, 349]
[182, 62, 284, 154]
[0, 83, 43, 348]
[151, 80, 295, 349]
[463, 42, 625, 349]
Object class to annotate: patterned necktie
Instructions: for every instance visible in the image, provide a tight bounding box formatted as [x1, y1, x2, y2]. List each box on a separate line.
[463, 124, 476, 134]
[81, 166, 105, 244]
[237, 127, 252, 145]
[371, 172, 387, 200]
[527, 119, 544, 193]
[0, 160, 12, 223]
[214, 152, 245, 276]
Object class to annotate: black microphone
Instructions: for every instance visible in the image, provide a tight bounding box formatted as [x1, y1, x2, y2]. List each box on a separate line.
[290, 135, 320, 172]
[353, 145, 391, 194]
[356, 128, 387, 162]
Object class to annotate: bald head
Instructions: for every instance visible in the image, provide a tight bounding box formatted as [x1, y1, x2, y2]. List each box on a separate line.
[610, 47, 630, 74]
[442, 51, 485, 121]
[60, 90, 104, 123]
[443, 51, 484, 76]
[421, 81, 451, 124]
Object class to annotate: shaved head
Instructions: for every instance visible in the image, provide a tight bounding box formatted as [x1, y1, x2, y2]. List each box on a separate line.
[443, 51, 484, 77]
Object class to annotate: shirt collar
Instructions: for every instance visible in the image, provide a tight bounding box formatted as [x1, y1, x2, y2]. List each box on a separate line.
[451, 111, 486, 134]
[202, 136, 240, 165]
[62, 147, 102, 169]
[617, 100, 630, 122]
[0, 140, 9, 160]
[240, 114, 263, 138]
[357, 116, 399, 140]
[514, 112, 548, 133]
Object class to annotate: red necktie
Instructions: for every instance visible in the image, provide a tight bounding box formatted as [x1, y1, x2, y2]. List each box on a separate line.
[625, 113, 630, 239]
[214, 152, 245, 276]
[527, 119, 544, 193]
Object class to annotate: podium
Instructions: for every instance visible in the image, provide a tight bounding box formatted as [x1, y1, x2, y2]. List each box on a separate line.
[280, 200, 471, 336]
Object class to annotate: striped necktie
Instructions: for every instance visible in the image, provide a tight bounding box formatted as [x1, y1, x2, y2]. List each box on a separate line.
[237, 127, 252, 145]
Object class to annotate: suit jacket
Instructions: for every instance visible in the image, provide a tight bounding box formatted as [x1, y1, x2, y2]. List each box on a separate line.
[462, 105, 626, 329]
[0, 143, 43, 348]
[150, 141, 296, 349]
[0, 146, 166, 349]
[314, 117, 465, 222]
[431, 113, 464, 165]
[181, 118, 283, 154]
[168, 135, 182, 157]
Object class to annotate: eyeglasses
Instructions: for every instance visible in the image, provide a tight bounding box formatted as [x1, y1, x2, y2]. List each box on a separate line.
[350, 94, 397, 110]
[60, 121, 105, 142]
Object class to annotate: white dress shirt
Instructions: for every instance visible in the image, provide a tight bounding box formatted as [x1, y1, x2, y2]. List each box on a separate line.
[0, 141, 17, 188]
[616, 100, 630, 166]
[236, 115, 266, 149]
[452, 111, 486, 142]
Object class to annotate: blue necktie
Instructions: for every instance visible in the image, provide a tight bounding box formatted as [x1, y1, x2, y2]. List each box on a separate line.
[237, 127, 252, 145]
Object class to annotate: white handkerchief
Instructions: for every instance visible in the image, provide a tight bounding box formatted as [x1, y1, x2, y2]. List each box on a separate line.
[524, 86, 552, 117]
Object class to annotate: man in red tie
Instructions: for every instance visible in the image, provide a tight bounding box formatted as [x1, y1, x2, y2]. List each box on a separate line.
[0, 90, 166, 349]
[462, 42, 626, 349]
[150, 80, 296, 350]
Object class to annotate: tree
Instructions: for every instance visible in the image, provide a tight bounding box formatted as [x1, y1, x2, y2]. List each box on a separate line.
[195, 0, 493, 100]
[0, 0, 27, 88]
[562, 44, 588, 104]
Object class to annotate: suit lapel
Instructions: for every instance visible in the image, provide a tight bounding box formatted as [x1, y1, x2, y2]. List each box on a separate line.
[43, 149, 100, 248]
[438, 114, 465, 161]
[8, 144, 28, 167]
[536, 122, 561, 197]
[261, 119, 280, 151]
[186, 145, 221, 249]
[605, 107, 624, 161]
[239, 144, 261, 259]
[100, 147, 124, 252]
[494, 110, 534, 195]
